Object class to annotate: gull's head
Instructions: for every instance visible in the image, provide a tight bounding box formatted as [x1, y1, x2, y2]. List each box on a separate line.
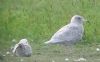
[18, 39, 28, 45]
[71, 15, 85, 24]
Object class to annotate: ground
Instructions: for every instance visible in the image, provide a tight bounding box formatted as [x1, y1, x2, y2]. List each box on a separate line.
[1, 43, 100, 62]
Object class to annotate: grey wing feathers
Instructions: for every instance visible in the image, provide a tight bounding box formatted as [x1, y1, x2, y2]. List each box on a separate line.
[51, 24, 83, 43]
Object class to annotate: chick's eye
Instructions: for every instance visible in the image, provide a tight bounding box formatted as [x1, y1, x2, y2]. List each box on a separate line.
[19, 44, 22, 48]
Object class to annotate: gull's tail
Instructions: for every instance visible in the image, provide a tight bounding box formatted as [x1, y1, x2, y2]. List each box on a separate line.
[44, 39, 56, 44]
[44, 40, 51, 44]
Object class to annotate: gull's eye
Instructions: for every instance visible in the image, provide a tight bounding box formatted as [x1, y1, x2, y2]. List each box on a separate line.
[76, 17, 81, 20]
[19, 44, 23, 48]
[19, 45, 22, 48]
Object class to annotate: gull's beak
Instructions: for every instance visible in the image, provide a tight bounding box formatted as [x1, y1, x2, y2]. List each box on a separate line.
[84, 19, 87, 21]
[83, 18, 87, 22]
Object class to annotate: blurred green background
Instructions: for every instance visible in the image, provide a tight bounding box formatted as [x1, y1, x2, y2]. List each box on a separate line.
[0, 0, 100, 49]
[0, 0, 100, 62]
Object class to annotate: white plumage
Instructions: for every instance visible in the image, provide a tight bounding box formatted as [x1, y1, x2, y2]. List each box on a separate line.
[12, 39, 32, 57]
[45, 15, 85, 45]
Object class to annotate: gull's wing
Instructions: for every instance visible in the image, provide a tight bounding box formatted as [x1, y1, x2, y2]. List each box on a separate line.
[45, 23, 83, 44]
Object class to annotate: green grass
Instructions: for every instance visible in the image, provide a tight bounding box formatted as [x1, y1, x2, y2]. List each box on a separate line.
[0, 0, 100, 47]
[0, 0, 100, 62]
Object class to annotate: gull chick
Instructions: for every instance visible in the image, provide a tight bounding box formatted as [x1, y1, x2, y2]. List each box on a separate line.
[12, 39, 32, 57]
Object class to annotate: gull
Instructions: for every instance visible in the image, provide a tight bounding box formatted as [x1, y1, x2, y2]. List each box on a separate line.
[45, 15, 85, 46]
[12, 39, 32, 57]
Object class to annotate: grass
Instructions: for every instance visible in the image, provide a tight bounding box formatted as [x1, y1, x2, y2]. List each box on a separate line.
[0, 0, 100, 62]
